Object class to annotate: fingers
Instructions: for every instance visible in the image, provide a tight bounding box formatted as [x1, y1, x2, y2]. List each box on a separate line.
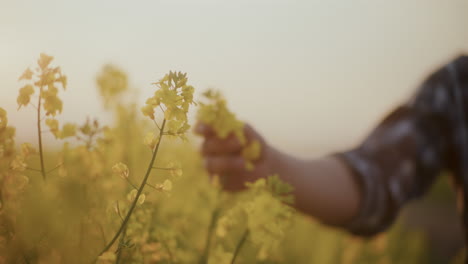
[194, 122, 215, 136]
[202, 133, 243, 155]
[197, 122, 266, 168]
[204, 155, 246, 175]
[196, 122, 264, 144]
[243, 124, 261, 143]
[196, 123, 267, 191]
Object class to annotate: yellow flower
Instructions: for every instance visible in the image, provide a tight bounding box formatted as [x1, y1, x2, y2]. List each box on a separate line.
[182, 85, 195, 103]
[57, 75, 67, 89]
[142, 71, 195, 142]
[146, 97, 160, 107]
[162, 179, 172, 191]
[138, 194, 146, 205]
[144, 132, 159, 149]
[171, 168, 183, 177]
[197, 104, 217, 124]
[10, 155, 26, 171]
[38, 53, 54, 70]
[60, 123, 76, 139]
[45, 118, 60, 138]
[43, 93, 63, 116]
[17, 84, 34, 108]
[96, 64, 128, 107]
[242, 140, 262, 171]
[18, 68, 34, 81]
[155, 88, 180, 108]
[197, 90, 265, 171]
[141, 105, 155, 120]
[112, 162, 129, 179]
[166, 119, 183, 134]
[21, 143, 36, 157]
[197, 89, 246, 143]
[127, 189, 138, 201]
[0, 108, 7, 129]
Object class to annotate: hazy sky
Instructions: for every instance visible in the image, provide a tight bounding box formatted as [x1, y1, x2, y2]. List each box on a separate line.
[1, 0, 467, 157]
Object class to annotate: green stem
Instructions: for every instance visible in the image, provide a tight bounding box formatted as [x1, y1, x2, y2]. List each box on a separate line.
[199, 175, 228, 264]
[98, 222, 107, 247]
[96, 119, 167, 259]
[37, 88, 47, 180]
[231, 230, 249, 264]
[115, 225, 128, 264]
[198, 206, 221, 264]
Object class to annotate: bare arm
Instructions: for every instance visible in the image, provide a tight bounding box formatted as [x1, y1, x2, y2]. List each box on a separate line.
[268, 149, 361, 225]
[196, 55, 468, 236]
[196, 123, 361, 226]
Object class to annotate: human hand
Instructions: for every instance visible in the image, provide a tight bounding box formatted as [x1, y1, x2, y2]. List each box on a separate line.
[195, 123, 276, 191]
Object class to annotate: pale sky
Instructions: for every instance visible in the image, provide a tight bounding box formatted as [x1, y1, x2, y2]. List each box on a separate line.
[1, 0, 467, 157]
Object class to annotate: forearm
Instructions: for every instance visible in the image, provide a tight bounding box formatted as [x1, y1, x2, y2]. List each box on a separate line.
[268, 146, 361, 226]
[198, 55, 467, 238]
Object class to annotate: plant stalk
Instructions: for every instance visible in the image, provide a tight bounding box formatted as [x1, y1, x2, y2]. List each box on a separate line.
[96, 119, 167, 259]
[198, 206, 220, 264]
[231, 230, 249, 264]
[199, 174, 228, 264]
[115, 225, 127, 264]
[37, 89, 47, 180]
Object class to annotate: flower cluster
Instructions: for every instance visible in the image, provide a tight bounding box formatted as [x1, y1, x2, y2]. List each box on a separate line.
[215, 175, 294, 261]
[0, 108, 7, 129]
[18, 53, 67, 115]
[244, 175, 294, 259]
[17, 54, 76, 140]
[144, 132, 160, 149]
[197, 90, 245, 143]
[112, 162, 129, 179]
[197, 90, 261, 170]
[10, 143, 37, 172]
[45, 118, 77, 139]
[141, 71, 195, 141]
[96, 64, 128, 108]
[99, 71, 195, 258]
[0, 108, 16, 172]
[0, 54, 429, 264]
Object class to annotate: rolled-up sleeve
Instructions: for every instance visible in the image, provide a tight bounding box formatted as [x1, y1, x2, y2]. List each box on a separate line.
[334, 57, 468, 236]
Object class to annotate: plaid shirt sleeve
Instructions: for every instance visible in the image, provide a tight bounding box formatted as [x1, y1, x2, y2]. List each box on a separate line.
[334, 56, 468, 236]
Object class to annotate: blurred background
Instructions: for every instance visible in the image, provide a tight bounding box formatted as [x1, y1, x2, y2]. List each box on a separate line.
[1, 0, 467, 156]
[1, 0, 467, 262]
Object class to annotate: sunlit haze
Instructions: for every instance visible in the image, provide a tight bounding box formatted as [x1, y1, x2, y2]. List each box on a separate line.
[1, 0, 467, 157]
